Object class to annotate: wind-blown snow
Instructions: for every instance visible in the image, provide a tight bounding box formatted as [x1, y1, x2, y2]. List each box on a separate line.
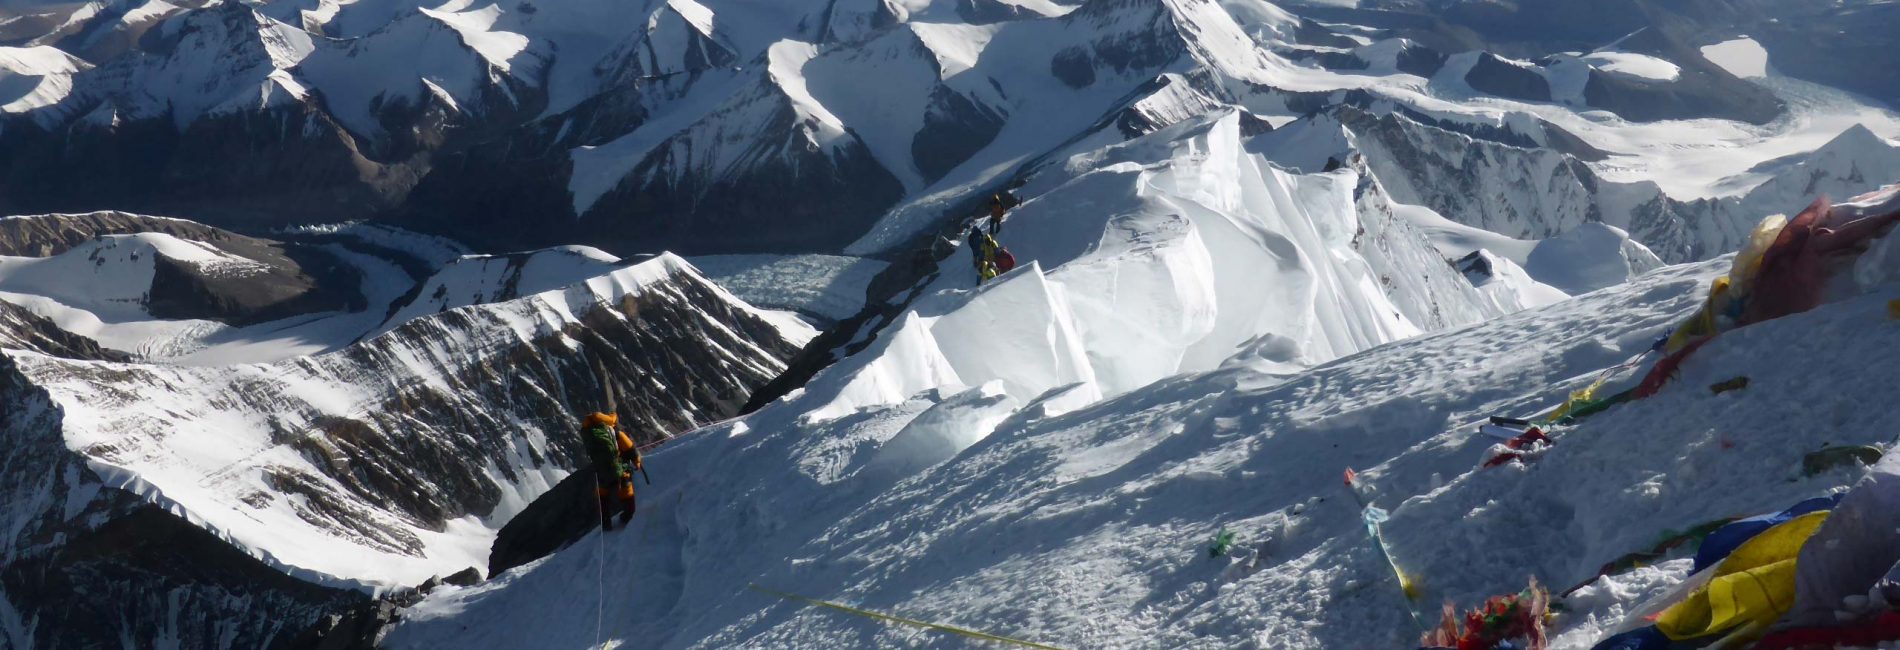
[1700, 37, 1769, 79]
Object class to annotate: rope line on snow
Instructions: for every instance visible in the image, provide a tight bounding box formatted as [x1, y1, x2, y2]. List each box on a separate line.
[747, 584, 1070, 650]
[593, 489, 607, 649]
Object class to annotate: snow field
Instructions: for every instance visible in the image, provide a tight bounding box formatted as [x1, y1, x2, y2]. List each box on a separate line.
[1701, 37, 1770, 79]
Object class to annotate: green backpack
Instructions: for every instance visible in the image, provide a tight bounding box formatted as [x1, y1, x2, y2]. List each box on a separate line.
[584, 425, 623, 477]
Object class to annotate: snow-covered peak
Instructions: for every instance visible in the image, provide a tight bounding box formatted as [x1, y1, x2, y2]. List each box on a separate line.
[84, 2, 312, 127]
[296, 4, 543, 140]
[1738, 123, 1900, 225]
[371, 245, 625, 337]
[1455, 249, 1571, 312]
[415, 3, 533, 74]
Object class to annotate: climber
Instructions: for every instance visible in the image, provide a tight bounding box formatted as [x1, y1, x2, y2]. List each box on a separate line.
[968, 224, 1000, 282]
[581, 412, 642, 531]
[968, 192, 1020, 283]
[986, 192, 1015, 234]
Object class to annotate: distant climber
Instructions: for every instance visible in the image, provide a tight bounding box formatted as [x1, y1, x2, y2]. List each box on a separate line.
[986, 192, 1018, 234]
[970, 192, 1020, 283]
[581, 412, 643, 531]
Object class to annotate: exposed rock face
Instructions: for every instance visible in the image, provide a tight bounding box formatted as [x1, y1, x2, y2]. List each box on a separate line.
[0, 255, 805, 649]
[0, 354, 362, 650]
[1340, 106, 1598, 240]
[1329, 105, 1850, 265]
[0, 211, 247, 256]
[0, 300, 127, 360]
[488, 468, 601, 577]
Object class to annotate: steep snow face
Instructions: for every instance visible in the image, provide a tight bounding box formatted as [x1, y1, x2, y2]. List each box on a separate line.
[1, 254, 801, 597]
[800, 111, 1499, 422]
[391, 205, 1900, 647]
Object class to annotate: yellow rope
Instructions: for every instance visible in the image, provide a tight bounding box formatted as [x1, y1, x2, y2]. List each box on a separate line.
[747, 584, 1069, 650]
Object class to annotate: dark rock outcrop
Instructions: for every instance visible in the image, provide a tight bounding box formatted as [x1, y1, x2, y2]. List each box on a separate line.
[0, 301, 129, 361]
[489, 469, 601, 577]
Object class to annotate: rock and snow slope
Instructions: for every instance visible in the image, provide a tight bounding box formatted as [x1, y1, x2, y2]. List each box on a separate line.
[0, 249, 808, 649]
[389, 225, 1900, 649]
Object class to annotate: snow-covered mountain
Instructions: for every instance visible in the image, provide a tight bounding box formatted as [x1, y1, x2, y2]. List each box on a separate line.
[0, 0, 1895, 263]
[0, 218, 810, 648]
[5, 0, 1900, 646]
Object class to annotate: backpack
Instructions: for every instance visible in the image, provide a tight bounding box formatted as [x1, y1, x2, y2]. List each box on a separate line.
[584, 425, 624, 478]
[993, 247, 1016, 274]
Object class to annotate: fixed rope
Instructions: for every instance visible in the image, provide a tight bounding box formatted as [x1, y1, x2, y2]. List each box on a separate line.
[747, 584, 1069, 650]
[593, 488, 607, 649]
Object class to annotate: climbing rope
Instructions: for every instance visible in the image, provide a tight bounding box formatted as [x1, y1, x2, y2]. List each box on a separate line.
[593, 487, 607, 649]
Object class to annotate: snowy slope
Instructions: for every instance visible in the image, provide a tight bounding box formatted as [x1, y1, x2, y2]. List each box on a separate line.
[808, 110, 1500, 417]
[371, 245, 624, 337]
[0, 45, 89, 115]
[2, 253, 802, 596]
[389, 217, 1900, 648]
